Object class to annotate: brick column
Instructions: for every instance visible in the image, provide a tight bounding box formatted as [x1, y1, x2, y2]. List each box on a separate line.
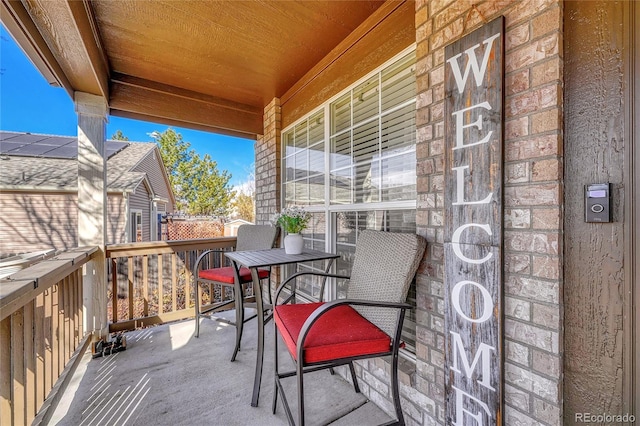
[75, 91, 109, 341]
[255, 98, 281, 226]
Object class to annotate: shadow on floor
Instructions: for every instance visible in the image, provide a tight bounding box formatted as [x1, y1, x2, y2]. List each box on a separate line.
[50, 310, 391, 426]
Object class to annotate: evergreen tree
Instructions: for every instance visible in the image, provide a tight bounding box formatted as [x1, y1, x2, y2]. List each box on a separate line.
[152, 129, 234, 215]
[111, 130, 129, 141]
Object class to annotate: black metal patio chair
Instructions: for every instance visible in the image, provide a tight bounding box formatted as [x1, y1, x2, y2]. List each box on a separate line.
[272, 230, 426, 425]
[193, 224, 278, 361]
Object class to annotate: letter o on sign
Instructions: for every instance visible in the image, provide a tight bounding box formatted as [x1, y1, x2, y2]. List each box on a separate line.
[451, 280, 494, 323]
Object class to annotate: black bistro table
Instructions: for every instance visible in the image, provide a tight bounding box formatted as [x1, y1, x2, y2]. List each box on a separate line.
[224, 247, 339, 407]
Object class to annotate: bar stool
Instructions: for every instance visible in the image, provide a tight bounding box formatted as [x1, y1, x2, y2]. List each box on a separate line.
[193, 224, 278, 361]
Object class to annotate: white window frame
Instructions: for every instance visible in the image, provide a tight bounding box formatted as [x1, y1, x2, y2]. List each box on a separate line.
[129, 209, 143, 243]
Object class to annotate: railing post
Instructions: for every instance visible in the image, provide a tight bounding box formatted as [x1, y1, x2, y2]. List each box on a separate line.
[75, 92, 109, 341]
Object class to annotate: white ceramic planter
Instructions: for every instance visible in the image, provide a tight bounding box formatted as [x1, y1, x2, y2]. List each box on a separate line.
[284, 233, 304, 254]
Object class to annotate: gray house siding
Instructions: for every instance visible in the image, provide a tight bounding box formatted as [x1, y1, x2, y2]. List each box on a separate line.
[133, 149, 175, 211]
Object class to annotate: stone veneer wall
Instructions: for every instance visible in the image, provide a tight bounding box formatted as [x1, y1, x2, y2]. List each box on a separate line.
[255, 98, 281, 226]
[413, 0, 564, 424]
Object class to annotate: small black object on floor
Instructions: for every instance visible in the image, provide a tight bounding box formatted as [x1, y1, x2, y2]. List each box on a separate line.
[92, 333, 127, 358]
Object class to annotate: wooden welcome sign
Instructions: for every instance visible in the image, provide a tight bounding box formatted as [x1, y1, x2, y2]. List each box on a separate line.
[443, 17, 504, 425]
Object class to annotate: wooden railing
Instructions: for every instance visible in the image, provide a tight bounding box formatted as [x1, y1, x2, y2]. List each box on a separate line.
[105, 237, 237, 332]
[0, 238, 239, 424]
[0, 246, 98, 426]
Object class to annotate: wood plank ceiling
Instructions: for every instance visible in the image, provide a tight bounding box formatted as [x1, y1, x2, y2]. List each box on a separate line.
[1, 0, 385, 139]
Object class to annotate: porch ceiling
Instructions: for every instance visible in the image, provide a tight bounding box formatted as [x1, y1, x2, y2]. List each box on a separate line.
[1, 0, 385, 139]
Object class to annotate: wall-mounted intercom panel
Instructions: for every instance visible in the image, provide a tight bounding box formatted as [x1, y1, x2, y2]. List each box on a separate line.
[585, 183, 611, 223]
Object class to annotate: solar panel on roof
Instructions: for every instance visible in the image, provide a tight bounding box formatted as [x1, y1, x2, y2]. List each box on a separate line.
[0, 133, 78, 158]
[0, 132, 21, 141]
[11, 143, 64, 156]
[0, 141, 26, 154]
[107, 140, 129, 149]
[106, 141, 129, 158]
[38, 137, 77, 147]
[45, 146, 79, 159]
[0, 133, 132, 159]
[5, 134, 49, 144]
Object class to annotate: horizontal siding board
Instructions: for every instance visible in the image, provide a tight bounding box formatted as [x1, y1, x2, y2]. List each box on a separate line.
[0, 193, 78, 256]
[0, 192, 134, 255]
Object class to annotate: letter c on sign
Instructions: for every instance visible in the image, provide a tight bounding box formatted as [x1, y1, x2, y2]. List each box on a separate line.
[452, 280, 494, 323]
[452, 223, 493, 264]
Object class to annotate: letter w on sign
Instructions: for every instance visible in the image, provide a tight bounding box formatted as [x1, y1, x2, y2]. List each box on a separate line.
[447, 33, 501, 93]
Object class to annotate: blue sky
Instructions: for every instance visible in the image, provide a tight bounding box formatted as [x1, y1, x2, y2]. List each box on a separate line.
[0, 25, 255, 187]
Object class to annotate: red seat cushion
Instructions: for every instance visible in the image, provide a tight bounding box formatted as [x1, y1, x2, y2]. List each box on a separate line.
[198, 266, 269, 284]
[274, 302, 391, 364]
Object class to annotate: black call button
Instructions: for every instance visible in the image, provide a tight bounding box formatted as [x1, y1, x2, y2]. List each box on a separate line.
[591, 204, 604, 213]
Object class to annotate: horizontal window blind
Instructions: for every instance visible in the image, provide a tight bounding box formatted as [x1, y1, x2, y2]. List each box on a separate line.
[328, 51, 416, 205]
[283, 111, 325, 206]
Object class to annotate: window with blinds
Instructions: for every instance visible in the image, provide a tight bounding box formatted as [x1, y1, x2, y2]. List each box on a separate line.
[329, 52, 416, 205]
[283, 110, 325, 206]
[280, 49, 418, 354]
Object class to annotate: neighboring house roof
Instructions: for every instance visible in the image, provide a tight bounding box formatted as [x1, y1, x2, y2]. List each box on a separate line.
[105, 142, 155, 192]
[0, 131, 173, 204]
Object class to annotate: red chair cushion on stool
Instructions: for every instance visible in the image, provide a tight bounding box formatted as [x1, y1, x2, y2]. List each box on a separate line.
[274, 302, 391, 364]
[199, 266, 269, 284]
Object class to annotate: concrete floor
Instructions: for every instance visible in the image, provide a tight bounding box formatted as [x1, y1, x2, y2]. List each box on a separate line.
[50, 310, 392, 426]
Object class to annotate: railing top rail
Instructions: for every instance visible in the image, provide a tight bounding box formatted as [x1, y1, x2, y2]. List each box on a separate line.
[106, 236, 238, 258]
[0, 279, 36, 320]
[0, 245, 99, 320]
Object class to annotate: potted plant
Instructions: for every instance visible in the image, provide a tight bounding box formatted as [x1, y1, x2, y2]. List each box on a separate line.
[273, 206, 311, 254]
